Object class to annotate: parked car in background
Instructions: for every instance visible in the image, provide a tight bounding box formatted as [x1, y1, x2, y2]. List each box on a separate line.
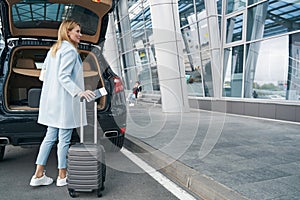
[0, 0, 126, 161]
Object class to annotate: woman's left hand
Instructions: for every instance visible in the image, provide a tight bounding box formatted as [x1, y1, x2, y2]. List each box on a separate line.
[78, 90, 96, 102]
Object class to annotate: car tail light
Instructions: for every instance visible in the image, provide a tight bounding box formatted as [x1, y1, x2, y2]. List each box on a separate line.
[113, 76, 124, 93]
[120, 127, 126, 134]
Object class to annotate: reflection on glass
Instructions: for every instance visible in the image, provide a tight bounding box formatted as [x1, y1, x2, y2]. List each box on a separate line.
[178, 0, 195, 27]
[226, 14, 243, 43]
[218, 16, 222, 34]
[217, 0, 222, 15]
[244, 33, 300, 101]
[247, 1, 300, 41]
[202, 57, 214, 97]
[186, 66, 204, 97]
[246, 2, 268, 41]
[287, 33, 300, 101]
[223, 45, 244, 97]
[226, 0, 246, 14]
[182, 26, 204, 97]
[195, 0, 205, 16]
[182, 26, 201, 69]
[123, 1, 159, 91]
[248, 0, 263, 5]
[198, 17, 209, 48]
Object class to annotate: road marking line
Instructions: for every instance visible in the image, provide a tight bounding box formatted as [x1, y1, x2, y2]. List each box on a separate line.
[121, 148, 197, 200]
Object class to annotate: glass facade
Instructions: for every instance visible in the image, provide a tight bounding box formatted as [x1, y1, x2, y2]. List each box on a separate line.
[179, 0, 222, 97]
[112, 0, 300, 102]
[224, 0, 300, 101]
[113, 0, 158, 91]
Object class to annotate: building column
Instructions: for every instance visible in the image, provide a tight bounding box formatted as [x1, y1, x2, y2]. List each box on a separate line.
[150, 0, 189, 112]
[204, 0, 222, 98]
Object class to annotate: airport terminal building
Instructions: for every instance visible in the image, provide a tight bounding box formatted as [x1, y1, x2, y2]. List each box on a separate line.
[104, 0, 300, 122]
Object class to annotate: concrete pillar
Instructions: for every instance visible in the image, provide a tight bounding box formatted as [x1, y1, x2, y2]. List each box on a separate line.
[204, 0, 222, 98]
[150, 0, 189, 112]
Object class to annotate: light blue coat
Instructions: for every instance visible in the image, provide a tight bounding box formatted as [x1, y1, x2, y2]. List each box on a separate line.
[38, 40, 87, 129]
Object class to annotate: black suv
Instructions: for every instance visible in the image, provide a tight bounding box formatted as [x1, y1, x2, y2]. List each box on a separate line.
[0, 0, 126, 160]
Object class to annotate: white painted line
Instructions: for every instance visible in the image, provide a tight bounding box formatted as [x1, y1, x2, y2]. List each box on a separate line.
[121, 148, 197, 200]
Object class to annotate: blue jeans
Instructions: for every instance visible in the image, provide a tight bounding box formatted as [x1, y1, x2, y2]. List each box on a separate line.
[128, 93, 136, 104]
[35, 127, 72, 169]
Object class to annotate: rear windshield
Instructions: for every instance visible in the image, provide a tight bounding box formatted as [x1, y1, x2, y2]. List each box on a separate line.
[12, 2, 99, 35]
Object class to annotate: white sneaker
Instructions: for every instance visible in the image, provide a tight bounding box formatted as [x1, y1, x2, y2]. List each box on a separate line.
[56, 176, 67, 187]
[30, 173, 53, 186]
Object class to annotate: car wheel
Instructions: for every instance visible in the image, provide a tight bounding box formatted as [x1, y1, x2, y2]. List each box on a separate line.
[0, 146, 5, 161]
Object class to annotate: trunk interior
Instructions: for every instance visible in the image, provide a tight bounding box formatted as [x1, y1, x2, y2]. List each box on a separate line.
[5, 46, 106, 112]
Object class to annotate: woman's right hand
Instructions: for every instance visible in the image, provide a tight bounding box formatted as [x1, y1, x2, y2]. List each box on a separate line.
[78, 90, 96, 102]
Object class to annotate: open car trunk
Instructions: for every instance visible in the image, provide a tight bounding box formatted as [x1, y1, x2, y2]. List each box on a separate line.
[1, 0, 112, 44]
[5, 46, 106, 112]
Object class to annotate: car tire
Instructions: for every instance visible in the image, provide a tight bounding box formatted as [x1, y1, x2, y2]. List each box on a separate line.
[0, 146, 5, 161]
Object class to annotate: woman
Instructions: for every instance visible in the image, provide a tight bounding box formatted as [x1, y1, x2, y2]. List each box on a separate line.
[133, 81, 142, 99]
[30, 20, 95, 187]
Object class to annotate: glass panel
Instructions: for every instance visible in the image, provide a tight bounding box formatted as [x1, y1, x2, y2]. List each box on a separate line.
[226, 0, 246, 14]
[186, 65, 204, 97]
[226, 14, 243, 43]
[287, 32, 300, 101]
[11, 3, 98, 35]
[246, 2, 268, 41]
[195, 0, 206, 16]
[201, 53, 214, 97]
[178, 0, 195, 27]
[182, 24, 201, 69]
[245, 33, 300, 101]
[218, 16, 222, 34]
[247, 0, 300, 41]
[248, 0, 264, 5]
[217, 0, 222, 15]
[181, 9, 208, 50]
[223, 45, 244, 97]
[198, 14, 209, 48]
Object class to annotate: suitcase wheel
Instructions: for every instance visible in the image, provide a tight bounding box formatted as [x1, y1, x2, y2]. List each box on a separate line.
[97, 189, 102, 197]
[68, 189, 77, 198]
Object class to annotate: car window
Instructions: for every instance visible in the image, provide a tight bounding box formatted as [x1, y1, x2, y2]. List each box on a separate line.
[11, 2, 99, 36]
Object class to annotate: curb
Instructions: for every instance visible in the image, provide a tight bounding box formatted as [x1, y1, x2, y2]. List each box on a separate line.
[124, 135, 248, 200]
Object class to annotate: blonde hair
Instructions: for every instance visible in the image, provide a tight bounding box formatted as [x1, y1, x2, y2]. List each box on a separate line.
[51, 20, 81, 56]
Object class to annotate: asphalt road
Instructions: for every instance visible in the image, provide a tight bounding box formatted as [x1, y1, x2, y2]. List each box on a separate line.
[0, 145, 182, 200]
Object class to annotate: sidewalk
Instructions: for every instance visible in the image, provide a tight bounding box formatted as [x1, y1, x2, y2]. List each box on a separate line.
[124, 102, 300, 200]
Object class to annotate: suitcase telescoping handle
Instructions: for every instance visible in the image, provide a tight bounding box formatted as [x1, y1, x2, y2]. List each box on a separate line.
[80, 98, 98, 144]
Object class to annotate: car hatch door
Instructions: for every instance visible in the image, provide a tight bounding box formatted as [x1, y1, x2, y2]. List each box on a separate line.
[3, 0, 113, 45]
[0, 0, 11, 44]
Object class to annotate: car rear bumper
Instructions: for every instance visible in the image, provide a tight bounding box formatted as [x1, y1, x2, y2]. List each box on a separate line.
[0, 109, 126, 146]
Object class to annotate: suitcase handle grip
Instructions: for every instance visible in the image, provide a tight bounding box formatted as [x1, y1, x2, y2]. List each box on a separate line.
[80, 99, 98, 144]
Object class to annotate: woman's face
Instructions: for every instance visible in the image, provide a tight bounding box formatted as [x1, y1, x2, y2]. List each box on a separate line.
[68, 25, 81, 45]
